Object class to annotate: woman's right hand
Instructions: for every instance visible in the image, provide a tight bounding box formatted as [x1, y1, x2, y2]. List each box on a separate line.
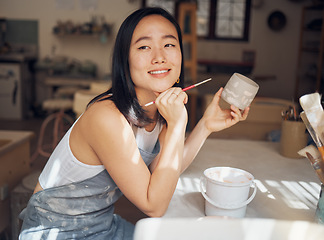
[155, 87, 188, 129]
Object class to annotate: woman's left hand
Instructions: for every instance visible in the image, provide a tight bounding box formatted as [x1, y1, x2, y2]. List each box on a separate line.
[202, 87, 249, 133]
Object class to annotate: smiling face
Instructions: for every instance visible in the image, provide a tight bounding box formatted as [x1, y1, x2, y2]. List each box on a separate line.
[129, 14, 182, 102]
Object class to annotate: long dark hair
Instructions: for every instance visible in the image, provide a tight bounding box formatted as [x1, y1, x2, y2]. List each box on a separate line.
[88, 7, 184, 127]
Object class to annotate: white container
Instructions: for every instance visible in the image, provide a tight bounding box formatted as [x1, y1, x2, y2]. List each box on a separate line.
[200, 167, 256, 218]
[221, 73, 259, 110]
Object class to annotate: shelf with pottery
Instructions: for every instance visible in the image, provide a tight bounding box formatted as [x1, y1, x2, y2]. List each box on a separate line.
[52, 17, 113, 43]
[52, 32, 111, 44]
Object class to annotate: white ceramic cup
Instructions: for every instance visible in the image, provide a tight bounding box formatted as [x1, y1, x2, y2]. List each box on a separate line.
[221, 73, 259, 110]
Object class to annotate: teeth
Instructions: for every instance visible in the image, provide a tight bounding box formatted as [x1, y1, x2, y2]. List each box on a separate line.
[149, 70, 168, 74]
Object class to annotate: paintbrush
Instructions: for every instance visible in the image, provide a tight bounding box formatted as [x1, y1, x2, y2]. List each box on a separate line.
[298, 145, 324, 184]
[300, 93, 324, 144]
[300, 93, 323, 115]
[300, 111, 324, 161]
[144, 78, 212, 107]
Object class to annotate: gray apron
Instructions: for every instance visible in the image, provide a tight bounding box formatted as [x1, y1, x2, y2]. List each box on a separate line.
[19, 141, 160, 240]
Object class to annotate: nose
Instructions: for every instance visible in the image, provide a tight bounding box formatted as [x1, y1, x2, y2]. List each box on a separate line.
[151, 48, 166, 64]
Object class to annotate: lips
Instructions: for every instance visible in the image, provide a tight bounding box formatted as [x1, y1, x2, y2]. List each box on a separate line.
[148, 69, 170, 75]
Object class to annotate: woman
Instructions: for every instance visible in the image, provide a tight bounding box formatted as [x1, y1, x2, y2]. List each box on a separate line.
[19, 7, 249, 240]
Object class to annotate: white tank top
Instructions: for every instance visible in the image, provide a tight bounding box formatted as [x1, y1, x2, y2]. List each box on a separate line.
[39, 118, 162, 189]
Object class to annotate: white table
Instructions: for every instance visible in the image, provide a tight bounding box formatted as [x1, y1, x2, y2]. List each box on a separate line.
[164, 138, 321, 222]
[134, 218, 324, 240]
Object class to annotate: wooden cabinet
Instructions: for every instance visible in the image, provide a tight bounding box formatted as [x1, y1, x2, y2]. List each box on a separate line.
[295, 4, 324, 100]
[177, 2, 198, 130]
[0, 131, 33, 235]
[178, 2, 197, 85]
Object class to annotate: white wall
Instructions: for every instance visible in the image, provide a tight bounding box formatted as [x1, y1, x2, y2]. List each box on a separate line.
[0, 0, 307, 99]
[198, 0, 304, 100]
[0, 0, 141, 77]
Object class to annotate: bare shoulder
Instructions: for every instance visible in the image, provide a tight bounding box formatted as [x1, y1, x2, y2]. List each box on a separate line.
[81, 99, 130, 138]
[85, 100, 124, 123]
[70, 99, 133, 165]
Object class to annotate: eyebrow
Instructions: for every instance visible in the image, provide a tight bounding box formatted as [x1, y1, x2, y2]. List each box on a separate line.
[134, 34, 178, 44]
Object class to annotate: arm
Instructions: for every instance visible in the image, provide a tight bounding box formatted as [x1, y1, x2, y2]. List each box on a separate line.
[82, 89, 187, 217]
[181, 87, 249, 173]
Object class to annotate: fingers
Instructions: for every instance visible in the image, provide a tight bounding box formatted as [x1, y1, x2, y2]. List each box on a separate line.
[168, 89, 188, 105]
[177, 90, 188, 104]
[169, 88, 183, 100]
[242, 106, 250, 119]
[211, 88, 249, 121]
[211, 87, 223, 105]
[156, 87, 187, 105]
[230, 105, 249, 121]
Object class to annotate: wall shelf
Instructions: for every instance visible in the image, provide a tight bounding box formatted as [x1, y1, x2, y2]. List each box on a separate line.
[198, 59, 254, 75]
[52, 17, 113, 40]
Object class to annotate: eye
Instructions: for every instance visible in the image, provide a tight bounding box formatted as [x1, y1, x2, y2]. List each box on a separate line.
[165, 44, 175, 48]
[138, 46, 149, 50]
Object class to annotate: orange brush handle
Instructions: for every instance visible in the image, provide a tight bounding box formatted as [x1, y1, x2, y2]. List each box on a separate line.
[316, 146, 324, 184]
[318, 146, 324, 162]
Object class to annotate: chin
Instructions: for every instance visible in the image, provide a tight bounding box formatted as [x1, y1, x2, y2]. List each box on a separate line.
[156, 82, 176, 93]
[154, 88, 170, 95]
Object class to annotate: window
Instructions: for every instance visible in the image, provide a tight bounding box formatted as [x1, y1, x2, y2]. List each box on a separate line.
[204, 0, 251, 41]
[142, 0, 251, 42]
